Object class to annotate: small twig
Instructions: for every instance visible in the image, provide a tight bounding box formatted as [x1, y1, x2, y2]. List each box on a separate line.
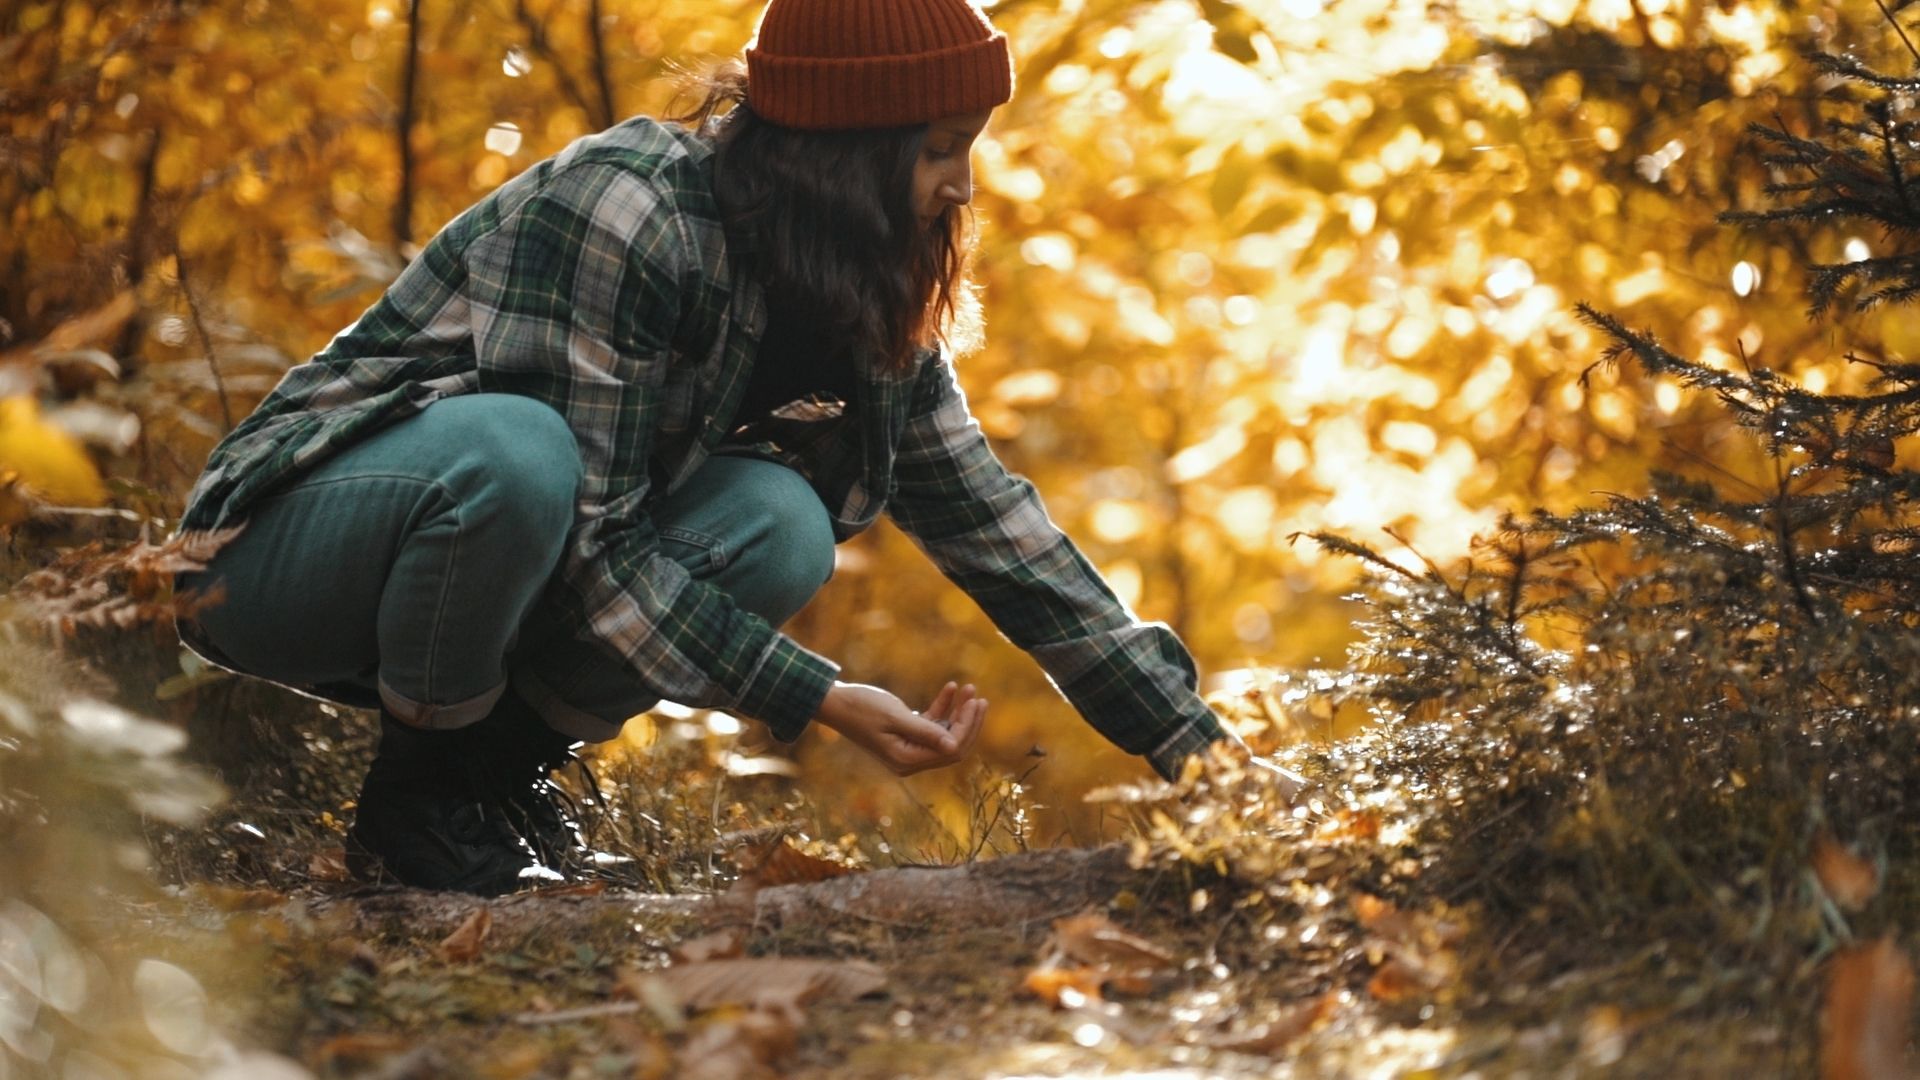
[1876, 0, 1920, 66]
[516, 1001, 642, 1025]
[173, 242, 233, 433]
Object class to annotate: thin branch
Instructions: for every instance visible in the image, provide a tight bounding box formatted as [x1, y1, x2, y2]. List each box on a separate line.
[1875, 0, 1920, 65]
[173, 242, 233, 433]
[514, 0, 604, 128]
[115, 127, 163, 361]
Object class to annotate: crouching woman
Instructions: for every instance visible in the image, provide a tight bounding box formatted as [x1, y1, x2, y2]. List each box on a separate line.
[175, 0, 1270, 896]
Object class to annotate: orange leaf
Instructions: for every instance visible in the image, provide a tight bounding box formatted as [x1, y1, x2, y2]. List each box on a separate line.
[439, 907, 493, 963]
[1813, 832, 1879, 912]
[740, 838, 858, 887]
[1021, 965, 1107, 1008]
[1366, 959, 1427, 1002]
[1822, 937, 1913, 1080]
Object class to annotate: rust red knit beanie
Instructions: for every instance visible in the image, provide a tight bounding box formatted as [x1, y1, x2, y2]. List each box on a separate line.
[745, 0, 1014, 130]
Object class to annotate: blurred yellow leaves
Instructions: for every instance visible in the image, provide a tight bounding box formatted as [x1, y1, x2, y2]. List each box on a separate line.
[0, 396, 108, 522]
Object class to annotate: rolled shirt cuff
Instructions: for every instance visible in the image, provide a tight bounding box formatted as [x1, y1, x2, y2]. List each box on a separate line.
[734, 634, 839, 743]
[1144, 713, 1235, 781]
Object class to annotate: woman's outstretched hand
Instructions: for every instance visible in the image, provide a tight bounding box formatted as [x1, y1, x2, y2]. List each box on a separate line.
[814, 680, 986, 776]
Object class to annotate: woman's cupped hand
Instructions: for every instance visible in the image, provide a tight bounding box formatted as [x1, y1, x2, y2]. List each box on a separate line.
[813, 679, 986, 775]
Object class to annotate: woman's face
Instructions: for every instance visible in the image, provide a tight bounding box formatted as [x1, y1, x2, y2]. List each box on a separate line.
[915, 110, 992, 227]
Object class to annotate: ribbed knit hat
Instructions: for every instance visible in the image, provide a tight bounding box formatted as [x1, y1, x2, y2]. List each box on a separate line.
[745, 0, 1014, 130]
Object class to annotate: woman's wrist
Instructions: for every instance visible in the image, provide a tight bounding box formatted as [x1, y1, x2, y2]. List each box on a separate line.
[812, 680, 855, 730]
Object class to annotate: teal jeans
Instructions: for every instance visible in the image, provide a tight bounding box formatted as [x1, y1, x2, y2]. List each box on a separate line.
[180, 394, 837, 742]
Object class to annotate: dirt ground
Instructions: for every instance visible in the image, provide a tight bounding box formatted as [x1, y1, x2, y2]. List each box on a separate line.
[133, 838, 1816, 1079]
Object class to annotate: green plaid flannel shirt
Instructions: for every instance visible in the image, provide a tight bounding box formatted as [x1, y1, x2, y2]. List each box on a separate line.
[178, 117, 1228, 778]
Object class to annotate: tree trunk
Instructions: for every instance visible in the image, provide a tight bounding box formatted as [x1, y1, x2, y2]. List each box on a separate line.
[392, 0, 423, 254]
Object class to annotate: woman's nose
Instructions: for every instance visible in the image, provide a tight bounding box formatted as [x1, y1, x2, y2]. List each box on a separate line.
[941, 165, 972, 207]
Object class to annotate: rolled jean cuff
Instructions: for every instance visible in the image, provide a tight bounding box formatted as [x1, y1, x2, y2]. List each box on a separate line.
[377, 678, 505, 730]
[510, 666, 634, 744]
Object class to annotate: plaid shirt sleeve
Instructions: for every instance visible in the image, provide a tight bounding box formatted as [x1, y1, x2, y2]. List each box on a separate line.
[885, 352, 1231, 779]
[465, 160, 837, 737]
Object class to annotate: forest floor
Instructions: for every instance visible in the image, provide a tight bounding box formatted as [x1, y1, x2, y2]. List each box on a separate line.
[133, 781, 1814, 1079]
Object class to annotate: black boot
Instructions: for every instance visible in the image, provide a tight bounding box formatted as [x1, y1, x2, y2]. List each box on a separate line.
[345, 712, 564, 896]
[468, 689, 631, 877]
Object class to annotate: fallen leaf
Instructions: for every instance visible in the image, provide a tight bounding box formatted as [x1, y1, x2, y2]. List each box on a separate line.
[1822, 937, 1913, 1080]
[1211, 993, 1338, 1054]
[652, 957, 886, 1011]
[1021, 965, 1108, 1007]
[1366, 958, 1432, 1002]
[439, 908, 493, 963]
[671, 930, 746, 964]
[739, 838, 859, 887]
[1813, 832, 1880, 912]
[308, 847, 350, 882]
[1051, 912, 1177, 973]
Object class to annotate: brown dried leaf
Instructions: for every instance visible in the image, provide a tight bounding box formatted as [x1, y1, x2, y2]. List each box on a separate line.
[1822, 937, 1914, 1080]
[1051, 912, 1177, 973]
[653, 957, 886, 1011]
[671, 930, 746, 964]
[307, 847, 350, 882]
[12, 527, 243, 633]
[439, 907, 493, 963]
[1813, 832, 1880, 912]
[1211, 993, 1338, 1054]
[1366, 958, 1428, 1002]
[739, 838, 859, 887]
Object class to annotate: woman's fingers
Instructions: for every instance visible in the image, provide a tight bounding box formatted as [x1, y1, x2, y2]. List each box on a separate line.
[944, 697, 986, 757]
[925, 681, 958, 722]
[889, 709, 959, 754]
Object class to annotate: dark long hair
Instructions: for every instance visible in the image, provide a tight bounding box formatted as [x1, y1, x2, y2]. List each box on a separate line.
[670, 61, 980, 372]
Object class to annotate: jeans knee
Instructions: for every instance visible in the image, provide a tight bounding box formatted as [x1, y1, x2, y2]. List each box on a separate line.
[731, 463, 835, 622]
[432, 396, 581, 549]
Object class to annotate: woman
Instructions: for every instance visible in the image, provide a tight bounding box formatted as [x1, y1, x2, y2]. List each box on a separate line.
[175, 0, 1253, 896]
